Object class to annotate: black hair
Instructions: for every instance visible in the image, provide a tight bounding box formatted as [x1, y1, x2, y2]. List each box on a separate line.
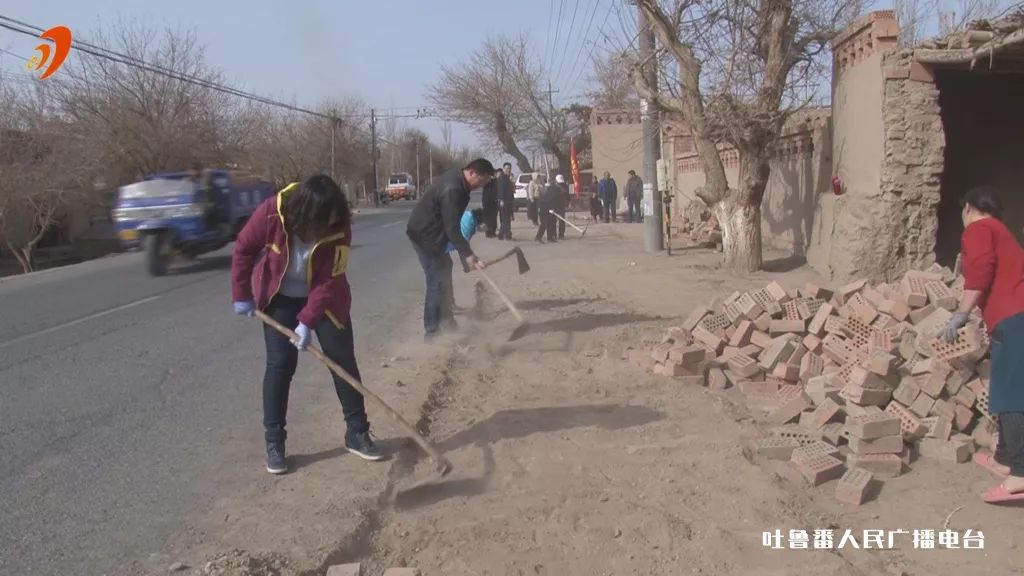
[465, 158, 496, 175]
[282, 174, 351, 241]
[962, 185, 1003, 220]
[503, 162, 512, 169]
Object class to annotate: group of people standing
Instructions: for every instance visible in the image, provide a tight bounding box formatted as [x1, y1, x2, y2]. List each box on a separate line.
[529, 173, 572, 243]
[590, 170, 645, 224]
[481, 162, 516, 240]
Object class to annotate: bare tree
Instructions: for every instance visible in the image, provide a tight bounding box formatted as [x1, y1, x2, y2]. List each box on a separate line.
[936, 0, 1010, 34]
[631, 0, 865, 272]
[896, 0, 929, 46]
[586, 51, 640, 108]
[429, 35, 579, 175]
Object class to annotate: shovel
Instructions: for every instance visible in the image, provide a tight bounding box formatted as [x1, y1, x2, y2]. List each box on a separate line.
[476, 269, 530, 341]
[485, 246, 530, 274]
[254, 310, 453, 478]
[549, 210, 588, 238]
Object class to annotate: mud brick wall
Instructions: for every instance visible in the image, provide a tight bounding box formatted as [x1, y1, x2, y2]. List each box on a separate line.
[809, 11, 943, 283]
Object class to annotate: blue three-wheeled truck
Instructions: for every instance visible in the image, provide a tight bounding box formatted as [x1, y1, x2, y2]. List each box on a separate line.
[112, 170, 275, 276]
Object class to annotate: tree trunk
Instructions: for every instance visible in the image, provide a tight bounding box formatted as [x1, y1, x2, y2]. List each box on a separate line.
[495, 122, 533, 174]
[713, 196, 762, 274]
[4, 239, 33, 274]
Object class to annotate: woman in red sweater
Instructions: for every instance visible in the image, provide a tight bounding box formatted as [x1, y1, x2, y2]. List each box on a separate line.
[941, 185, 1024, 504]
[231, 175, 380, 474]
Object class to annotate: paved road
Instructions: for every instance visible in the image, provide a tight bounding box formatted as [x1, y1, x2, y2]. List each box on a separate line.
[0, 203, 427, 576]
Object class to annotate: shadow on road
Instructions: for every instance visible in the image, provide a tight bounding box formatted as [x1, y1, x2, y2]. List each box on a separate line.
[290, 438, 407, 471]
[516, 297, 604, 311]
[761, 254, 807, 273]
[391, 404, 663, 511]
[526, 312, 661, 334]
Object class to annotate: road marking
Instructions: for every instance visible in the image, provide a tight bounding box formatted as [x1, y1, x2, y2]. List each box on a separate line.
[0, 295, 161, 349]
[380, 220, 404, 229]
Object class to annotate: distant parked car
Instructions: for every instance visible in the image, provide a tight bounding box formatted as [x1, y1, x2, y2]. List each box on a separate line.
[386, 173, 417, 201]
[514, 172, 540, 210]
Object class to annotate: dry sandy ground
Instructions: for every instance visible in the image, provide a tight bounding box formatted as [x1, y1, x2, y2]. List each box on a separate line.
[185, 216, 1023, 576]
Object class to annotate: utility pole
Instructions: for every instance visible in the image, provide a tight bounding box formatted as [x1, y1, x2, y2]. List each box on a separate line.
[429, 145, 433, 183]
[639, 5, 663, 253]
[370, 108, 379, 207]
[330, 115, 337, 181]
[416, 137, 421, 194]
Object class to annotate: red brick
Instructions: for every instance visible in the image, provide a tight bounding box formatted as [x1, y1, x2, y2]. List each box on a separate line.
[885, 402, 928, 439]
[765, 281, 788, 302]
[692, 325, 724, 353]
[799, 352, 824, 383]
[864, 350, 897, 376]
[770, 319, 807, 335]
[735, 292, 764, 320]
[770, 424, 822, 446]
[908, 303, 939, 325]
[729, 320, 754, 347]
[909, 393, 936, 418]
[628, 349, 657, 370]
[836, 467, 873, 506]
[792, 440, 841, 463]
[794, 453, 845, 486]
[699, 313, 732, 336]
[848, 434, 904, 455]
[759, 338, 795, 371]
[726, 354, 760, 378]
[900, 275, 929, 308]
[922, 416, 953, 441]
[953, 404, 975, 431]
[805, 375, 842, 406]
[836, 279, 867, 306]
[771, 362, 801, 382]
[929, 398, 956, 422]
[767, 392, 813, 425]
[945, 369, 972, 396]
[917, 437, 971, 463]
[930, 325, 984, 362]
[753, 436, 801, 459]
[650, 343, 673, 362]
[878, 298, 910, 321]
[846, 412, 901, 439]
[327, 564, 363, 576]
[803, 334, 823, 354]
[782, 300, 802, 321]
[846, 365, 884, 389]
[805, 283, 834, 301]
[847, 293, 879, 325]
[669, 345, 708, 366]
[738, 343, 763, 357]
[809, 397, 841, 429]
[924, 280, 957, 310]
[659, 362, 699, 378]
[821, 422, 846, 446]
[682, 306, 711, 332]
[750, 330, 773, 349]
[847, 453, 902, 478]
[892, 377, 921, 407]
[807, 303, 835, 336]
[707, 367, 729, 390]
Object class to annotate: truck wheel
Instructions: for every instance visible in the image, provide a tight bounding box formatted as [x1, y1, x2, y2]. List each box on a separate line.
[144, 232, 170, 276]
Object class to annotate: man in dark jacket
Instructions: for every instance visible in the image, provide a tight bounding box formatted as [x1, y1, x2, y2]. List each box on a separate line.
[554, 174, 571, 239]
[407, 158, 494, 340]
[598, 171, 618, 223]
[625, 169, 643, 223]
[497, 162, 515, 240]
[481, 177, 498, 237]
[535, 178, 561, 243]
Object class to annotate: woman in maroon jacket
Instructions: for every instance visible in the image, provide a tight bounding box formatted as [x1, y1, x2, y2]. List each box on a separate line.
[941, 185, 1024, 503]
[231, 175, 380, 474]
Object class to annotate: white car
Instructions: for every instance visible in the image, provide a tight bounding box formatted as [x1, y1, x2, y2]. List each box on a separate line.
[514, 172, 540, 210]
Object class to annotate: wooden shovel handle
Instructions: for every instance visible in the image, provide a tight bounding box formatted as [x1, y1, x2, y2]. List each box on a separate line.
[477, 269, 524, 324]
[253, 310, 451, 474]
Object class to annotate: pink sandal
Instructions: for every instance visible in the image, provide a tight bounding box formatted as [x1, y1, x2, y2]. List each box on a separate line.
[973, 452, 1010, 477]
[982, 484, 1024, 504]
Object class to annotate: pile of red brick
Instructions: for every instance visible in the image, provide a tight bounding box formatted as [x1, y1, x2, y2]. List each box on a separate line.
[625, 264, 996, 505]
[669, 201, 721, 249]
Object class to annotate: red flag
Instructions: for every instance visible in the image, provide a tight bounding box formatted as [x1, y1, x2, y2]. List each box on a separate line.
[570, 138, 582, 197]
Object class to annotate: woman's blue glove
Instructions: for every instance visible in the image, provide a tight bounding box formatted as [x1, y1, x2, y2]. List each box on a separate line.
[233, 300, 255, 317]
[292, 323, 311, 350]
[939, 312, 969, 343]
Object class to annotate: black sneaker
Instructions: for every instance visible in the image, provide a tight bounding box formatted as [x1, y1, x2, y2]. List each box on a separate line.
[345, 430, 383, 461]
[266, 441, 287, 474]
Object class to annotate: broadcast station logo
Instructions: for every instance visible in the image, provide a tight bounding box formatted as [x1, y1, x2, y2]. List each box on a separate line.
[25, 25, 72, 80]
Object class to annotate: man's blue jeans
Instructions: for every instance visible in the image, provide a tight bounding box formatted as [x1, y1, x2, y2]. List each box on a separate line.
[411, 240, 454, 336]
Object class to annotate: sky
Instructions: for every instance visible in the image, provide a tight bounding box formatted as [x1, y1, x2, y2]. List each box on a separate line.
[0, 0, 635, 153]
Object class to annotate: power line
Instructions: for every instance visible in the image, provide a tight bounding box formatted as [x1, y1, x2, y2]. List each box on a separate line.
[567, 2, 617, 94]
[548, 0, 567, 77]
[558, 0, 604, 92]
[553, 0, 582, 87]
